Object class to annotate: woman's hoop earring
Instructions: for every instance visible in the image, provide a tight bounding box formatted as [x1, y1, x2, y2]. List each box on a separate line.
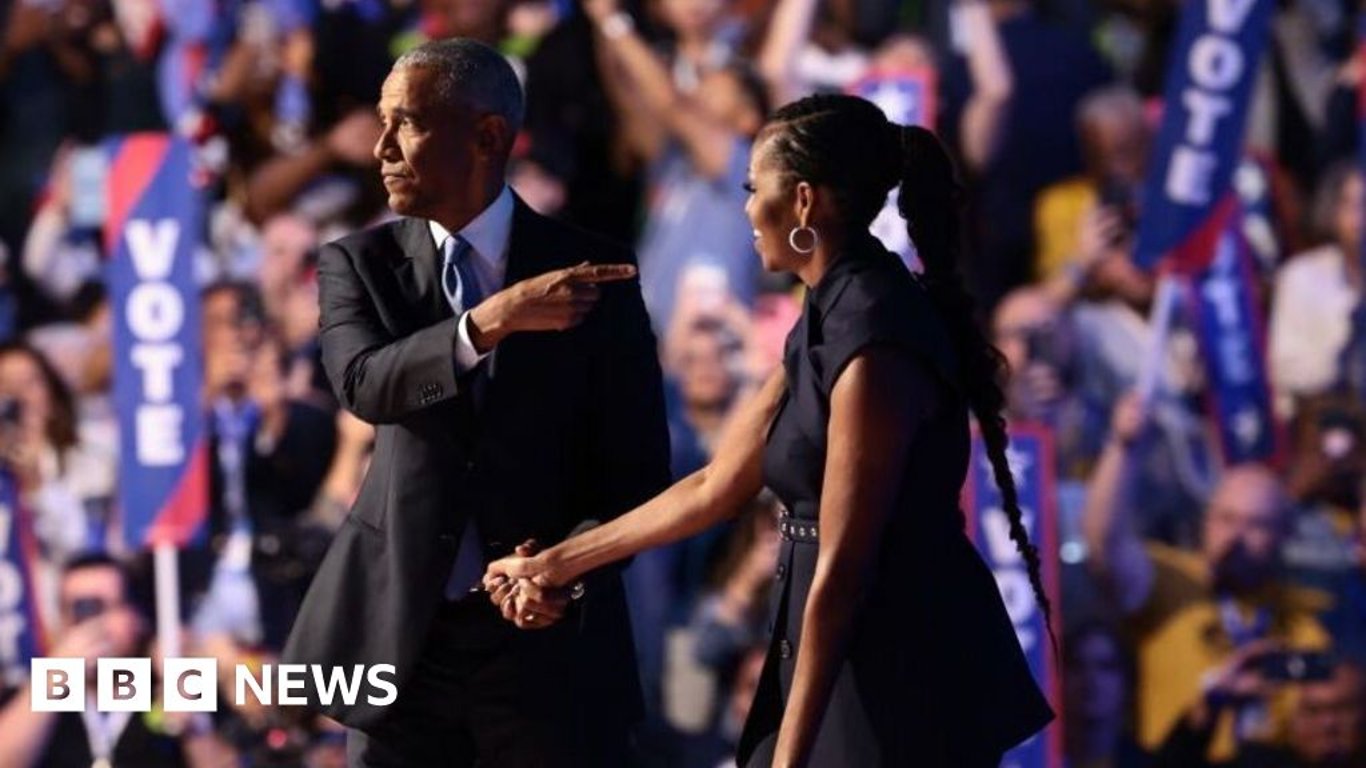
[788, 225, 819, 254]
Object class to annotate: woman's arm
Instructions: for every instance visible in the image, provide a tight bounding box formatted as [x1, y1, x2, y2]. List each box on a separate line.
[770, 348, 926, 768]
[485, 368, 786, 588]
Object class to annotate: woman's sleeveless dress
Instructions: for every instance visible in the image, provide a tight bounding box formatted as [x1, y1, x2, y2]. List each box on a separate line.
[737, 236, 1054, 767]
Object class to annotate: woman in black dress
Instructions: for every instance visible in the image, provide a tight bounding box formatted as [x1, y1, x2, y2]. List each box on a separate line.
[484, 94, 1054, 767]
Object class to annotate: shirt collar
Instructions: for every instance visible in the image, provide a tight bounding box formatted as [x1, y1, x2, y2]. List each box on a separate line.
[427, 185, 514, 265]
[807, 232, 885, 315]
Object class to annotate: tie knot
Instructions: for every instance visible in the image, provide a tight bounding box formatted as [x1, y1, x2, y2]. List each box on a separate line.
[444, 234, 472, 264]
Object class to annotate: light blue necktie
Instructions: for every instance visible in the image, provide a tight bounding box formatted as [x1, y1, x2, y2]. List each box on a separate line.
[441, 233, 483, 315]
[442, 232, 487, 599]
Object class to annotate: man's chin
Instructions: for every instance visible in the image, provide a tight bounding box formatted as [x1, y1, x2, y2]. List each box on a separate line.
[386, 193, 419, 218]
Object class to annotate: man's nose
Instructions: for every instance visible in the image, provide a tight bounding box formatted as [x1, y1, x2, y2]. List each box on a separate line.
[373, 125, 394, 163]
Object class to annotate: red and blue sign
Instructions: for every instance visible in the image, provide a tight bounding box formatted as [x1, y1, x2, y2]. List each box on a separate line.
[0, 469, 45, 688]
[1173, 199, 1282, 465]
[1135, 0, 1273, 270]
[964, 425, 1062, 768]
[105, 134, 209, 548]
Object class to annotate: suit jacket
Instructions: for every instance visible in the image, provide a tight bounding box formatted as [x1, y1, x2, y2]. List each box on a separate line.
[281, 197, 671, 733]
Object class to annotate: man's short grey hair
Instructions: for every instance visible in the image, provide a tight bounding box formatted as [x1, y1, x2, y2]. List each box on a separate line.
[1075, 85, 1145, 133]
[393, 38, 525, 135]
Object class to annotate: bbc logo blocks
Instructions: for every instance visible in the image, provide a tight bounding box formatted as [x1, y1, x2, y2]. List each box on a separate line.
[31, 658, 217, 712]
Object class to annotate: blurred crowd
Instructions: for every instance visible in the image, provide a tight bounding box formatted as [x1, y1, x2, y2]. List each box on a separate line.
[0, 0, 1366, 765]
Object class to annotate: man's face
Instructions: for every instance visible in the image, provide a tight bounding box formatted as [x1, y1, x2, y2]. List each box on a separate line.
[374, 66, 477, 221]
[1202, 469, 1285, 593]
[60, 566, 140, 658]
[1085, 113, 1150, 187]
[1288, 666, 1364, 764]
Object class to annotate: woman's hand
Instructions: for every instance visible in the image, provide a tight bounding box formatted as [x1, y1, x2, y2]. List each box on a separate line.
[483, 542, 575, 630]
[483, 544, 563, 589]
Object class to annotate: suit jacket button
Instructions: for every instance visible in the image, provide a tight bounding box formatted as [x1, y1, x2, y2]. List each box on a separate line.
[775, 564, 786, 580]
[779, 640, 792, 659]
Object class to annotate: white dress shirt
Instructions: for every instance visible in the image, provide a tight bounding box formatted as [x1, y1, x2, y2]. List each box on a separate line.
[429, 185, 514, 372]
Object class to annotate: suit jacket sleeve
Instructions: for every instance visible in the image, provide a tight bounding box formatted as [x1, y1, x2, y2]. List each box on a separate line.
[586, 248, 672, 525]
[317, 240, 463, 423]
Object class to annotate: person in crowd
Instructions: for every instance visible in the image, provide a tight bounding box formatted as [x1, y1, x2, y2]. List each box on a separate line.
[668, 493, 777, 768]
[20, 145, 104, 310]
[688, 495, 780, 702]
[0, 340, 102, 617]
[254, 213, 333, 405]
[1153, 651, 1365, 768]
[940, 0, 1112, 311]
[1279, 393, 1366, 600]
[1065, 621, 1148, 768]
[486, 95, 1052, 767]
[307, 408, 375, 531]
[0, 553, 237, 768]
[584, 0, 767, 333]
[1083, 395, 1332, 760]
[188, 280, 337, 652]
[1034, 85, 1151, 286]
[257, 213, 319, 331]
[992, 284, 1105, 481]
[1269, 162, 1362, 416]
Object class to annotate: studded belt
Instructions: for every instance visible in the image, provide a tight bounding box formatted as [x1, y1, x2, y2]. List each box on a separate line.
[778, 517, 819, 543]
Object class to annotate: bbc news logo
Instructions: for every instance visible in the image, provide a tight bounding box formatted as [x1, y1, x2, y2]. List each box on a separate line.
[30, 658, 397, 712]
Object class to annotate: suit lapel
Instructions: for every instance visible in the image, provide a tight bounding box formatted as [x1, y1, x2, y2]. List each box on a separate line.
[503, 196, 552, 287]
[394, 217, 451, 323]
[479, 197, 568, 410]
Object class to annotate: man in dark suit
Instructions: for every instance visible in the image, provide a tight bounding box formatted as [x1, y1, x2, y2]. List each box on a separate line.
[280, 38, 671, 767]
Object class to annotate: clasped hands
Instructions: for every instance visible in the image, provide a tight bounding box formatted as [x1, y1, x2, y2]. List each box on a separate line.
[481, 541, 577, 630]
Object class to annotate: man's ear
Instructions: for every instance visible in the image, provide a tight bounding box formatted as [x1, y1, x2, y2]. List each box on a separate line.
[475, 114, 515, 159]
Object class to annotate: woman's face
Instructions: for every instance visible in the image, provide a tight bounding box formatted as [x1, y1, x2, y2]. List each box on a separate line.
[744, 139, 805, 274]
[0, 350, 53, 438]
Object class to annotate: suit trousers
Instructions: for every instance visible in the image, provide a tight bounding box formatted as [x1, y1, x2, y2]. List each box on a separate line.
[346, 597, 632, 768]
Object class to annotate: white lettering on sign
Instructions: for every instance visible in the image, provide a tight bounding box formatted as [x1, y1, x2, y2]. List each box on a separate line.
[1200, 234, 1256, 386]
[1163, 0, 1261, 206]
[123, 219, 187, 468]
[982, 506, 1039, 651]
